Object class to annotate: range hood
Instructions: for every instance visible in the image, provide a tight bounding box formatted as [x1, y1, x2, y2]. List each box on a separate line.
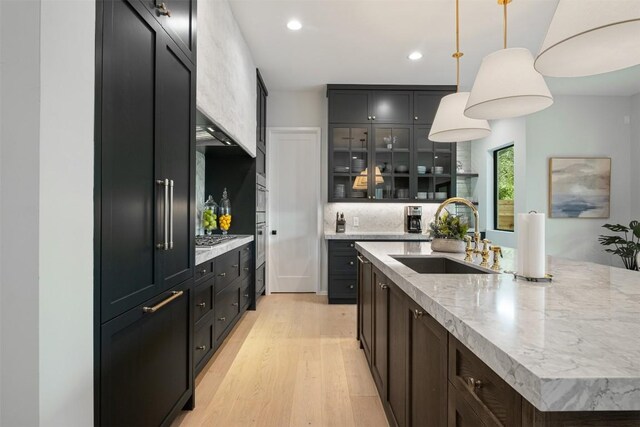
[196, 109, 237, 147]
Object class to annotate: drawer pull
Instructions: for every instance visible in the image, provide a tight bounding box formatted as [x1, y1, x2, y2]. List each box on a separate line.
[245, 247, 250, 251]
[349, 284, 354, 289]
[231, 302, 239, 307]
[357, 255, 370, 264]
[349, 243, 354, 248]
[244, 267, 250, 271]
[218, 317, 226, 322]
[219, 272, 226, 277]
[413, 309, 424, 319]
[196, 302, 206, 308]
[196, 345, 206, 351]
[156, 2, 171, 17]
[379, 283, 388, 290]
[200, 269, 208, 275]
[466, 376, 483, 391]
[142, 290, 183, 314]
[232, 264, 239, 268]
[244, 293, 249, 298]
[349, 261, 354, 266]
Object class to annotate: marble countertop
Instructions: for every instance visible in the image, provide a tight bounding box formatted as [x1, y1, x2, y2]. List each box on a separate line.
[356, 241, 640, 412]
[195, 235, 254, 265]
[324, 231, 431, 241]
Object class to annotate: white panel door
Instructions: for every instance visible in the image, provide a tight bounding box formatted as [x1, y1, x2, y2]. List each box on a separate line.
[267, 128, 321, 293]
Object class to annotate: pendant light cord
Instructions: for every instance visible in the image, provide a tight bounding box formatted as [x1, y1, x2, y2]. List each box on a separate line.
[503, 0, 508, 49]
[453, 0, 463, 92]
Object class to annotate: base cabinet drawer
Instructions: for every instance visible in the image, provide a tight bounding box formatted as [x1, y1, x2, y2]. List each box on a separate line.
[329, 276, 357, 300]
[241, 278, 252, 310]
[449, 381, 490, 427]
[194, 281, 213, 324]
[194, 260, 214, 285]
[100, 281, 192, 426]
[194, 316, 215, 372]
[214, 250, 240, 293]
[329, 253, 358, 274]
[449, 336, 521, 426]
[214, 284, 241, 343]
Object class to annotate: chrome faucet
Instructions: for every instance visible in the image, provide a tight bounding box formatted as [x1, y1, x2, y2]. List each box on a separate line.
[435, 197, 481, 262]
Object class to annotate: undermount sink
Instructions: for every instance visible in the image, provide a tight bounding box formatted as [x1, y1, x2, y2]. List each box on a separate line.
[393, 256, 496, 274]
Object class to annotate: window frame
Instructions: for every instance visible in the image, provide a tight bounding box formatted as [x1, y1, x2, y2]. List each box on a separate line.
[493, 144, 515, 232]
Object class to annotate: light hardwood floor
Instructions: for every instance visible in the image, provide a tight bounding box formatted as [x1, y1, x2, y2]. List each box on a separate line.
[172, 294, 388, 427]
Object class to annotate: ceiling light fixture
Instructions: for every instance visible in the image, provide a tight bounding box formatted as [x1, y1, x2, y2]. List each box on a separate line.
[464, 0, 553, 120]
[428, 0, 491, 143]
[535, 0, 640, 77]
[287, 19, 302, 31]
[408, 51, 423, 61]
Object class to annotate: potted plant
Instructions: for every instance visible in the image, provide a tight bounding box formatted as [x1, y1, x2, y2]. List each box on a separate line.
[598, 221, 640, 271]
[430, 211, 470, 253]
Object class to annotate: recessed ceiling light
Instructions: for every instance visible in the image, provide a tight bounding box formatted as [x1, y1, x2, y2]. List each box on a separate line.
[408, 51, 423, 61]
[287, 19, 302, 31]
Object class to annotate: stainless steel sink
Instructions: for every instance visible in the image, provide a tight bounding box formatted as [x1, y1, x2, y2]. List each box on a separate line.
[393, 256, 496, 274]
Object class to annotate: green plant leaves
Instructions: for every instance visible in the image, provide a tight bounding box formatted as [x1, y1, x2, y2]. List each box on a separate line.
[599, 221, 640, 271]
[430, 211, 470, 240]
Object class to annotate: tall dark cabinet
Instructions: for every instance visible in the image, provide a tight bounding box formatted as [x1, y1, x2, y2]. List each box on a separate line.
[327, 85, 457, 203]
[256, 69, 268, 300]
[95, 0, 196, 424]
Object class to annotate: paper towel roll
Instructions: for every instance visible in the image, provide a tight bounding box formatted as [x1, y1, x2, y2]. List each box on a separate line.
[517, 212, 546, 278]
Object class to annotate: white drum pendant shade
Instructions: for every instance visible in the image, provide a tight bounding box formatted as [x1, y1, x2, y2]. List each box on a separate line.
[535, 0, 640, 77]
[465, 48, 553, 120]
[429, 92, 491, 143]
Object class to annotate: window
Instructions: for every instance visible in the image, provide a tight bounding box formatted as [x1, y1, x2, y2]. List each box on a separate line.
[494, 145, 514, 231]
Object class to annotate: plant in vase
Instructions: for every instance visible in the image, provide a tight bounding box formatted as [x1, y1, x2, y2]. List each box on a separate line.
[598, 221, 640, 271]
[430, 211, 469, 253]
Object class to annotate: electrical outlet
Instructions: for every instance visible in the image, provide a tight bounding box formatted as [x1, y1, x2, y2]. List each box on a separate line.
[353, 216, 360, 227]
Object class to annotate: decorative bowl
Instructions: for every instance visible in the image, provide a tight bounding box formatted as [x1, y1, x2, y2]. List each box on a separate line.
[431, 238, 466, 253]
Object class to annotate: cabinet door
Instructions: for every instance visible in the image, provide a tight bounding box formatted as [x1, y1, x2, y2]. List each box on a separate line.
[141, 0, 196, 63]
[257, 71, 268, 150]
[100, 280, 192, 426]
[408, 301, 448, 427]
[329, 90, 371, 124]
[371, 125, 413, 200]
[414, 91, 450, 125]
[372, 267, 389, 398]
[371, 91, 413, 124]
[358, 255, 373, 364]
[157, 33, 195, 290]
[100, 0, 163, 322]
[329, 124, 371, 201]
[387, 282, 407, 427]
[448, 383, 488, 427]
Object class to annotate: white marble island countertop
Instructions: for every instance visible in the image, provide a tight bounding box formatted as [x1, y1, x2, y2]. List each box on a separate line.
[195, 235, 254, 265]
[356, 241, 640, 412]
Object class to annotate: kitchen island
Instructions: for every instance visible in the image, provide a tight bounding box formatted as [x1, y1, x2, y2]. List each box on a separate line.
[356, 241, 640, 426]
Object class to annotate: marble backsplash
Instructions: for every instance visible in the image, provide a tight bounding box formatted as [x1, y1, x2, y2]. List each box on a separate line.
[324, 203, 441, 234]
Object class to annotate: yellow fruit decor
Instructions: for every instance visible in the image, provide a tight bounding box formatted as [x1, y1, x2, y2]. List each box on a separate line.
[219, 214, 232, 231]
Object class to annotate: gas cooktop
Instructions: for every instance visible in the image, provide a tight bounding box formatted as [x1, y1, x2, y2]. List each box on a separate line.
[195, 234, 238, 247]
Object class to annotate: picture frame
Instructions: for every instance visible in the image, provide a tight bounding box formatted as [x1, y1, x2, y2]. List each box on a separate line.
[548, 157, 611, 219]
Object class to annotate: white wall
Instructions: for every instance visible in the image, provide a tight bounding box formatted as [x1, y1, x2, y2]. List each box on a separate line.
[526, 96, 632, 265]
[197, 0, 257, 156]
[631, 93, 640, 219]
[0, 1, 41, 424]
[38, 0, 95, 425]
[471, 118, 527, 249]
[0, 1, 94, 425]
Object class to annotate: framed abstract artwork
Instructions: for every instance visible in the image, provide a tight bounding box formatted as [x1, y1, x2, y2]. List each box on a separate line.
[548, 157, 611, 218]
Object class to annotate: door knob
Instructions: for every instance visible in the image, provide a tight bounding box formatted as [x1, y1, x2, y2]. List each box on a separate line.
[413, 309, 424, 319]
[414, 116, 419, 120]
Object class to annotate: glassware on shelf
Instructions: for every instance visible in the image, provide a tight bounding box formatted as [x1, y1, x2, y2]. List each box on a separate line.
[218, 188, 232, 234]
[201, 195, 218, 234]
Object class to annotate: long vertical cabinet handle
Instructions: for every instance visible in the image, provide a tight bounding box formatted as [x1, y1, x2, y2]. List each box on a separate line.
[169, 179, 174, 249]
[157, 179, 169, 250]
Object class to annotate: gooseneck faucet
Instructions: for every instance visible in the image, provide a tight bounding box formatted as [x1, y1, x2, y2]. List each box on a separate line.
[434, 197, 481, 258]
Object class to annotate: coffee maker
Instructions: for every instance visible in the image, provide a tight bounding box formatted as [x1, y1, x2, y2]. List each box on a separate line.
[405, 206, 423, 234]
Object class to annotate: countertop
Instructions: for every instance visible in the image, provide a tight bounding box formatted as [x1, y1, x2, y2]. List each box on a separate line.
[356, 241, 640, 412]
[324, 231, 431, 241]
[195, 235, 254, 265]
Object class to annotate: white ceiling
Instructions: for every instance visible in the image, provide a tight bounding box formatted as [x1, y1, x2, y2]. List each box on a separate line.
[228, 0, 640, 96]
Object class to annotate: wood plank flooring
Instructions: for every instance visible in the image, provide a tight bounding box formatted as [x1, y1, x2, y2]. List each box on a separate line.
[172, 294, 388, 427]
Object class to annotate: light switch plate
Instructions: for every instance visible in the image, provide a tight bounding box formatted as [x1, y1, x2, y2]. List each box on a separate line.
[353, 216, 359, 227]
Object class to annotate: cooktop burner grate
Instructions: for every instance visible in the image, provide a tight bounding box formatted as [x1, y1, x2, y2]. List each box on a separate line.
[195, 235, 238, 247]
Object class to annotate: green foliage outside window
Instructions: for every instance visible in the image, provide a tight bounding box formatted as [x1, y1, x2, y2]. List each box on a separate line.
[497, 146, 514, 200]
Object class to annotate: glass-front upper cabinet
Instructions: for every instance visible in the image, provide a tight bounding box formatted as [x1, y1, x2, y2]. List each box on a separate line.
[413, 128, 456, 202]
[372, 125, 412, 200]
[330, 125, 370, 200]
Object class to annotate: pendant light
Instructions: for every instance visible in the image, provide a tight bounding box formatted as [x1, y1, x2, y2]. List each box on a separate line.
[429, 0, 491, 143]
[465, 0, 553, 120]
[535, 0, 640, 77]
